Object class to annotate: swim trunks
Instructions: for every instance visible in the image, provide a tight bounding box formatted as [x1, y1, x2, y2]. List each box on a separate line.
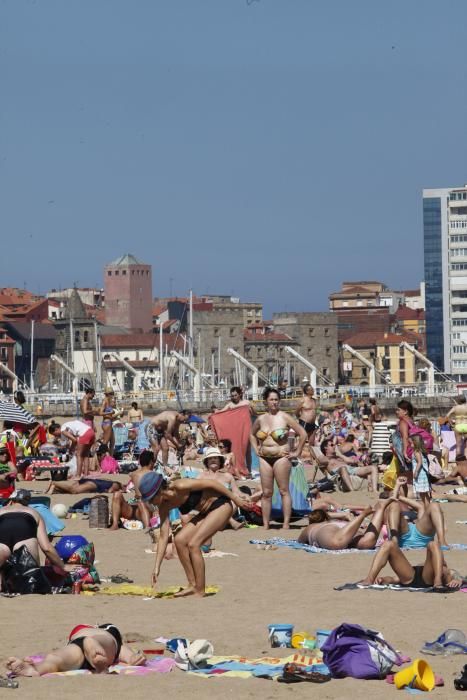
[299, 419, 316, 434]
[398, 522, 434, 549]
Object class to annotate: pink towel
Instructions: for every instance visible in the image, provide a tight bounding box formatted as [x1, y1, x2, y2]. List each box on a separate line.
[210, 405, 251, 477]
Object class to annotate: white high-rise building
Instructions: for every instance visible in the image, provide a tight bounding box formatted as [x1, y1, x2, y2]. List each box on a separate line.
[423, 184, 467, 380]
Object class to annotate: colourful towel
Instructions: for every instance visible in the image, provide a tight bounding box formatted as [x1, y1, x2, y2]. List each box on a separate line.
[209, 406, 251, 476]
[28, 655, 176, 677]
[272, 463, 311, 517]
[186, 653, 326, 679]
[250, 538, 376, 554]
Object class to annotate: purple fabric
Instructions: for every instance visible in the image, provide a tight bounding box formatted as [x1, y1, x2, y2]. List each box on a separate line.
[322, 623, 402, 679]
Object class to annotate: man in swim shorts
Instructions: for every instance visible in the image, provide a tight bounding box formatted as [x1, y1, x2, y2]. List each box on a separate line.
[46, 478, 122, 496]
[447, 395, 467, 460]
[386, 477, 449, 548]
[295, 383, 318, 447]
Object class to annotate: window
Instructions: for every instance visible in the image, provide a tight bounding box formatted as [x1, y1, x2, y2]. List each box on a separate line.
[361, 367, 367, 378]
[214, 328, 219, 337]
[399, 358, 405, 369]
[107, 271, 112, 276]
[122, 270, 126, 275]
[451, 264, 467, 271]
[308, 348, 312, 356]
[326, 346, 331, 357]
[308, 328, 314, 337]
[103, 354, 110, 360]
[322, 368, 328, 377]
[324, 328, 329, 337]
[229, 327, 235, 337]
[115, 270, 119, 275]
[74, 330, 80, 343]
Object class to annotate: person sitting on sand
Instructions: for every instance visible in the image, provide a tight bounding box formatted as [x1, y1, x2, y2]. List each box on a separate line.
[386, 477, 449, 548]
[109, 451, 154, 530]
[297, 499, 392, 550]
[435, 460, 467, 487]
[315, 438, 361, 492]
[6, 624, 145, 676]
[359, 539, 462, 591]
[134, 470, 250, 597]
[46, 478, 122, 496]
[0, 489, 67, 588]
[199, 446, 244, 531]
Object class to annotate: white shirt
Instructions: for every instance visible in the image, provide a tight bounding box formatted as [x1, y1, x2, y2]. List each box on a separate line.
[61, 420, 91, 437]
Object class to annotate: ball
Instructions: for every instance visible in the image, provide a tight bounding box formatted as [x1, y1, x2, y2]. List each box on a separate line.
[52, 503, 69, 519]
[55, 534, 88, 561]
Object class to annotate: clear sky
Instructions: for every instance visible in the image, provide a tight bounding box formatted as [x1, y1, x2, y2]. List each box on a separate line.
[2, 0, 467, 316]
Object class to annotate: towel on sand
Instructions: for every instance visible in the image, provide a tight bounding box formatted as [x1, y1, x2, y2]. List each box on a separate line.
[185, 653, 327, 679]
[82, 584, 220, 597]
[27, 654, 176, 676]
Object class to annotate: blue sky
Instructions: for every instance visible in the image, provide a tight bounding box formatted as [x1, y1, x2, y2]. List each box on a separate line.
[2, 0, 467, 316]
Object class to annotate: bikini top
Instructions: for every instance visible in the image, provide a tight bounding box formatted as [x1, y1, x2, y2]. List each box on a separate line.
[179, 490, 203, 515]
[256, 428, 288, 444]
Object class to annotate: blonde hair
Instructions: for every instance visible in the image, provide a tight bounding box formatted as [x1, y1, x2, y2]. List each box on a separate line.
[411, 434, 426, 455]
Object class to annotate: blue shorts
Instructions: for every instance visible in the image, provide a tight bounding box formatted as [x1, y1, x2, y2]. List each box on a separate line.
[398, 522, 434, 549]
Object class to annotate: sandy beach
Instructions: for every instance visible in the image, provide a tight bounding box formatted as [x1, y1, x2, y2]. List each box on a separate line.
[1, 470, 466, 700]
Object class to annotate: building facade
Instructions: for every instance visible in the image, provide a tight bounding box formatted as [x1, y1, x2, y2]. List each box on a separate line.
[104, 254, 153, 333]
[272, 312, 339, 384]
[423, 185, 467, 378]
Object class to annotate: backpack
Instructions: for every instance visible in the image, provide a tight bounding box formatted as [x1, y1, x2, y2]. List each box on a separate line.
[322, 623, 403, 679]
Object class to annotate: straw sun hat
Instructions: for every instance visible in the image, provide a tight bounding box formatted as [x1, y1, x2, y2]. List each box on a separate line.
[202, 446, 225, 467]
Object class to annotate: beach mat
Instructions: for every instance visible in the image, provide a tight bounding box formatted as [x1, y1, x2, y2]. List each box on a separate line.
[25, 654, 176, 677]
[335, 582, 460, 593]
[185, 653, 327, 679]
[250, 538, 376, 554]
[250, 538, 467, 554]
[82, 584, 220, 598]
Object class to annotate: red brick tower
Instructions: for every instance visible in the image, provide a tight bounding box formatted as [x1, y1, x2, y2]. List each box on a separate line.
[104, 254, 153, 332]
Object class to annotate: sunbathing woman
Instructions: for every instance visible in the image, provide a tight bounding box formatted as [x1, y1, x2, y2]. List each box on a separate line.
[250, 387, 307, 529]
[6, 624, 145, 676]
[135, 471, 250, 597]
[386, 477, 449, 548]
[359, 539, 462, 591]
[297, 500, 392, 550]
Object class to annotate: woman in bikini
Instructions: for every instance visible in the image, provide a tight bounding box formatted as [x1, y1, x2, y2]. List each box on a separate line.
[135, 470, 250, 597]
[6, 624, 145, 676]
[99, 388, 119, 456]
[250, 387, 307, 529]
[297, 499, 393, 550]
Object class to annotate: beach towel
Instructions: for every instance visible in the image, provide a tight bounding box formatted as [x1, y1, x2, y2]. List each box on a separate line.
[440, 430, 457, 461]
[30, 504, 65, 536]
[335, 582, 461, 593]
[26, 654, 176, 677]
[271, 463, 311, 518]
[250, 538, 376, 554]
[184, 653, 326, 679]
[209, 406, 251, 476]
[83, 584, 220, 598]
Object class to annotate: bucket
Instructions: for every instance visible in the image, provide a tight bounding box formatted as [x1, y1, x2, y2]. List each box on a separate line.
[394, 659, 435, 692]
[291, 632, 316, 650]
[268, 624, 294, 648]
[316, 629, 332, 649]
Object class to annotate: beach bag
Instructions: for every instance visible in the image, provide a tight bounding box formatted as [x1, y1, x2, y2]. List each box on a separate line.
[322, 623, 402, 679]
[101, 455, 119, 474]
[409, 425, 434, 453]
[3, 545, 51, 594]
[421, 454, 443, 484]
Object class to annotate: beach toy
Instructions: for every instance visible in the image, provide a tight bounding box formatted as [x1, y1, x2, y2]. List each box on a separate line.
[291, 632, 316, 650]
[55, 535, 88, 561]
[269, 624, 294, 648]
[316, 629, 332, 649]
[394, 659, 435, 691]
[52, 503, 68, 518]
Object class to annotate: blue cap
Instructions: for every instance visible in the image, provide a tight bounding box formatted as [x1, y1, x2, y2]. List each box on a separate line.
[139, 471, 164, 501]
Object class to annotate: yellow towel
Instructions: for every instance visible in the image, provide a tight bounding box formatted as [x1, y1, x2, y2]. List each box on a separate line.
[83, 584, 220, 597]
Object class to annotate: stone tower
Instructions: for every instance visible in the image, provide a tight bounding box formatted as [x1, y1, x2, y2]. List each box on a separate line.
[104, 254, 153, 332]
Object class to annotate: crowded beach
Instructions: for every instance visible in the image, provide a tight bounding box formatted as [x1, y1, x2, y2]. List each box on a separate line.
[1, 385, 467, 696]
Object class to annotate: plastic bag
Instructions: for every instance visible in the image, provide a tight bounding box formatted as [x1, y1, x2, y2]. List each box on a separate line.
[3, 544, 52, 594]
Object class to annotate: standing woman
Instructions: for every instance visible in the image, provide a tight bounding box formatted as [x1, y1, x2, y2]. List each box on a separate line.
[250, 387, 307, 529]
[391, 400, 416, 490]
[100, 388, 118, 456]
[135, 471, 249, 597]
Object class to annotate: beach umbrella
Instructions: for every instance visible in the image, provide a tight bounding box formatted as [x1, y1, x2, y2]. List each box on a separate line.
[188, 414, 206, 424]
[0, 400, 36, 425]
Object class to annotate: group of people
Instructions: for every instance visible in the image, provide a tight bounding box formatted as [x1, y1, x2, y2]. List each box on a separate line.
[2, 385, 467, 678]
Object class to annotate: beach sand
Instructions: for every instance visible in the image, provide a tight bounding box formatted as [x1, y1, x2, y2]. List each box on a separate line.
[1, 474, 466, 699]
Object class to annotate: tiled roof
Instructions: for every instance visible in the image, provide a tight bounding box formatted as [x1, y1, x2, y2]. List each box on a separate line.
[394, 305, 425, 321]
[101, 334, 157, 349]
[344, 331, 421, 348]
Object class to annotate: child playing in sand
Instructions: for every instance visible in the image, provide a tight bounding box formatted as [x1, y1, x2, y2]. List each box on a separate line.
[411, 435, 431, 505]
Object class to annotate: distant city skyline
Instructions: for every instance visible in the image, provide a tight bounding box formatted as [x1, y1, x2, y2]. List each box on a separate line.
[2, 1, 467, 317]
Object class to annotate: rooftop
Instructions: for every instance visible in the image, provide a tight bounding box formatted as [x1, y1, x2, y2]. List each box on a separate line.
[107, 254, 145, 267]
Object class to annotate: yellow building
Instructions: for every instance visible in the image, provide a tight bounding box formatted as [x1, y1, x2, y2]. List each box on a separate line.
[341, 332, 422, 386]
